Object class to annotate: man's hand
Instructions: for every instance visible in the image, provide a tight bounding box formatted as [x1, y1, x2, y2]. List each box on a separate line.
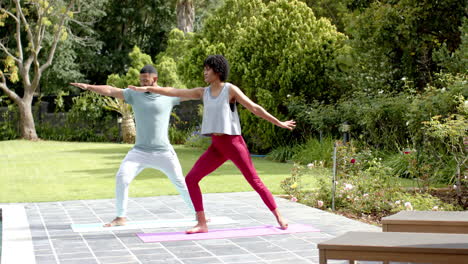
[70, 83, 88, 90]
[128, 85, 148, 92]
[278, 120, 296, 130]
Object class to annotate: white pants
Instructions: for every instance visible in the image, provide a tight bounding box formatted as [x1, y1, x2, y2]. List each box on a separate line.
[115, 148, 194, 217]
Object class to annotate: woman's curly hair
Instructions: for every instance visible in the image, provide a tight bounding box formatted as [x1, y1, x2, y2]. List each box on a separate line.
[204, 55, 230, 81]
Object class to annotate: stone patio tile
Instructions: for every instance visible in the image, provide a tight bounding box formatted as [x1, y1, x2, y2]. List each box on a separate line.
[57, 252, 95, 261]
[179, 257, 223, 264]
[97, 255, 139, 264]
[233, 241, 287, 254]
[218, 253, 264, 263]
[200, 244, 250, 256]
[89, 249, 131, 258]
[35, 254, 58, 264]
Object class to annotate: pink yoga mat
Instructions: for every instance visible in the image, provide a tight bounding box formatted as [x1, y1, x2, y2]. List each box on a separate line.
[136, 224, 320, 243]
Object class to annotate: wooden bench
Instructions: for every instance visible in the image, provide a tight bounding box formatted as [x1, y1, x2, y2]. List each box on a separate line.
[317, 231, 468, 264]
[382, 211, 468, 234]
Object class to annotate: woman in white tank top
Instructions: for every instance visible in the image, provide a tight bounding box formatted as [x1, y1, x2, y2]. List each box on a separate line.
[129, 55, 296, 234]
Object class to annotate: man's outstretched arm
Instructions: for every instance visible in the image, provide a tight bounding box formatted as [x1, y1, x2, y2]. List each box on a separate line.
[128, 85, 204, 100]
[70, 83, 124, 100]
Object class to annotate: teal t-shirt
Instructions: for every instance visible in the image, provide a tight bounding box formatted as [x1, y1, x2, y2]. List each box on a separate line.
[123, 89, 180, 152]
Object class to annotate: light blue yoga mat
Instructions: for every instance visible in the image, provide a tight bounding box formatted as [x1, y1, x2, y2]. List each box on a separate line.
[71, 216, 237, 232]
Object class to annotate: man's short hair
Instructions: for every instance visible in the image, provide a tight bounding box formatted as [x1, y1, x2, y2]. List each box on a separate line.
[140, 65, 158, 75]
[204, 55, 229, 81]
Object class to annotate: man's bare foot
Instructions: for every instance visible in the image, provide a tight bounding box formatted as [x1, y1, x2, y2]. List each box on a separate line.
[103, 217, 127, 227]
[186, 223, 208, 234]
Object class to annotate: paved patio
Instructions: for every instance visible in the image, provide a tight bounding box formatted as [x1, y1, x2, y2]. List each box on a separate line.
[3, 192, 388, 264]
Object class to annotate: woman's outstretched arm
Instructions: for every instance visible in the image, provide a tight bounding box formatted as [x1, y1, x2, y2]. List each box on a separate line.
[230, 85, 296, 130]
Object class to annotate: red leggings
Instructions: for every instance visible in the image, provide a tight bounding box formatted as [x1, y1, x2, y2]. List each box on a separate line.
[185, 135, 277, 212]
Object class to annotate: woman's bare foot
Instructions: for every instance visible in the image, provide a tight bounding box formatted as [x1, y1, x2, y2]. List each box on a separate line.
[187, 211, 209, 234]
[103, 217, 127, 227]
[185, 223, 208, 234]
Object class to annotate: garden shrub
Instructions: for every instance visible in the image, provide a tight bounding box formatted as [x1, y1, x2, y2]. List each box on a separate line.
[281, 147, 461, 218]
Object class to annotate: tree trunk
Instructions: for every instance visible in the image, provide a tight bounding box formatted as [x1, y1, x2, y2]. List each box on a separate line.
[177, 0, 194, 33]
[18, 98, 38, 140]
[121, 114, 136, 144]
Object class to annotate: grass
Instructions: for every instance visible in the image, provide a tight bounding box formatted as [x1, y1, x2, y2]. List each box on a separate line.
[0, 140, 303, 203]
[1, 140, 431, 203]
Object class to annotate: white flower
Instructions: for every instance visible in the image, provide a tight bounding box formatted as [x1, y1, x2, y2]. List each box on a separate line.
[363, 193, 369, 198]
[317, 200, 324, 208]
[401, 77, 407, 81]
[405, 202, 413, 211]
[432, 206, 439, 211]
[307, 163, 314, 169]
[344, 184, 354, 191]
[287, 94, 291, 98]
[453, 185, 458, 189]
[395, 200, 401, 205]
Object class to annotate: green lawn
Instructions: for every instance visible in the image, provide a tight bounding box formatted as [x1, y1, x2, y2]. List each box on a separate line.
[0, 140, 302, 203]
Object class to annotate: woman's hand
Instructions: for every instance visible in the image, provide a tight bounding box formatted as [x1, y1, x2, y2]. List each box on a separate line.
[278, 120, 296, 130]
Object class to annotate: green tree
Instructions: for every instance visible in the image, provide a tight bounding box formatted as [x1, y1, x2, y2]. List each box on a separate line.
[433, 17, 468, 76]
[345, 0, 466, 92]
[179, 0, 348, 151]
[85, 0, 176, 82]
[0, 0, 103, 140]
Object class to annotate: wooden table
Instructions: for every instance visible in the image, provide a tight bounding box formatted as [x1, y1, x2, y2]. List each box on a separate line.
[382, 211, 468, 234]
[317, 231, 468, 264]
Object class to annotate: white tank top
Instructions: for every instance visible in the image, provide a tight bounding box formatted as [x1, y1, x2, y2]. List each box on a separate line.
[201, 83, 242, 136]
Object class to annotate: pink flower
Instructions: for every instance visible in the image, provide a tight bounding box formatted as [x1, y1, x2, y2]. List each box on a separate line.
[344, 183, 354, 191]
[317, 200, 324, 208]
[350, 158, 356, 164]
[290, 196, 298, 202]
[405, 202, 413, 210]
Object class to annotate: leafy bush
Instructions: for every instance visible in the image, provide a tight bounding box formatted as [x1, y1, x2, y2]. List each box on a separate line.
[292, 137, 334, 166]
[266, 145, 298, 163]
[36, 92, 119, 142]
[281, 157, 460, 218]
[169, 125, 191, 145]
[184, 128, 211, 149]
[0, 98, 19, 140]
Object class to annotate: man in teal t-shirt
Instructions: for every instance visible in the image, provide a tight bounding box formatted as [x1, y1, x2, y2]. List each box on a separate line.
[71, 65, 194, 226]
